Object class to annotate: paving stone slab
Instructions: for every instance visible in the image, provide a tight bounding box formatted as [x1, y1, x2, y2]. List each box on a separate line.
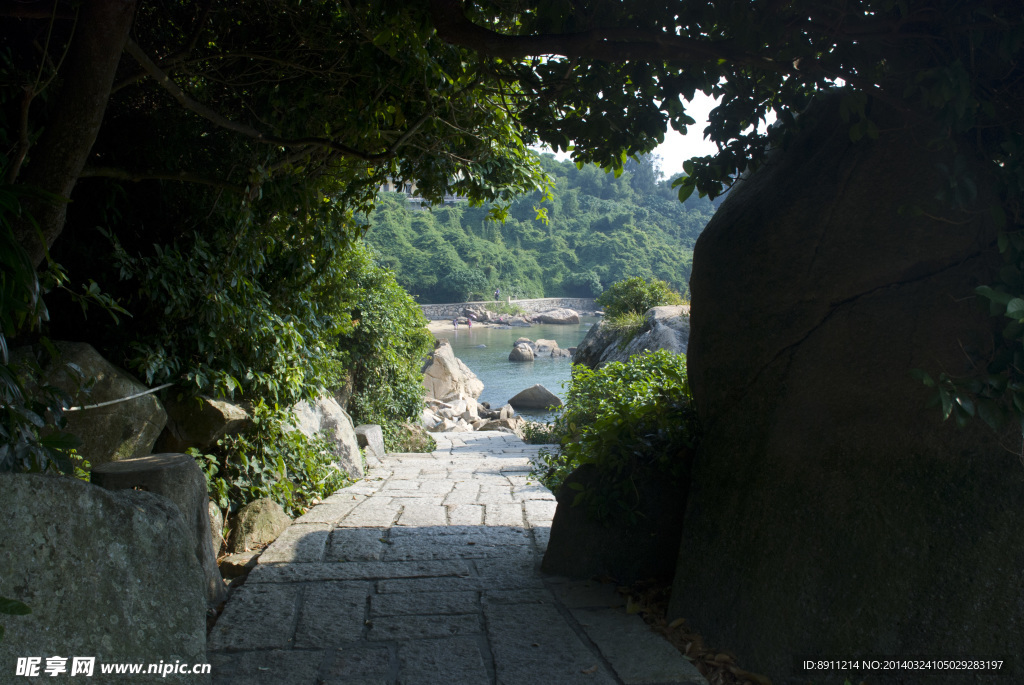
[294, 500, 362, 525]
[326, 527, 389, 562]
[247, 559, 472, 583]
[382, 528, 531, 561]
[371, 590, 480, 617]
[396, 636, 490, 685]
[259, 523, 331, 564]
[321, 645, 393, 685]
[572, 607, 707, 684]
[294, 581, 371, 648]
[532, 527, 551, 554]
[368, 613, 482, 641]
[377, 573, 545, 594]
[396, 501, 449, 526]
[484, 502, 526, 526]
[208, 582, 301, 651]
[211, 431, 704, 685]
[338, 503, 402, 527]
[209, 649, 324, 685]
[446, 503, 484, 525]
[484, 601, 618, 685]
[524, 499, 559, 527]
[549, 579, 627, 609]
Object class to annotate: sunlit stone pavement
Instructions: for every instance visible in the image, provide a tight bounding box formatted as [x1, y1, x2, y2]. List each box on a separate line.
[208, 431, 706, 685]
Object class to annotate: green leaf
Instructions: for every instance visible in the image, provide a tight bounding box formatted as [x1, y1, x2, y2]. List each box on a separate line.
[1006, 298, 1024, 321]
[0, 598, 31, 616]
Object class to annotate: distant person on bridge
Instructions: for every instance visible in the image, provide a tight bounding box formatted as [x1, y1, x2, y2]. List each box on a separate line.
[494, 288, 500, 300]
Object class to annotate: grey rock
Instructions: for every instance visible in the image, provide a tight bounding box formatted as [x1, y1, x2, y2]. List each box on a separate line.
[44, 341, 168, 467]
[573, 305, 689, 369]
[532, 338, 560, 356]
[0, 473, 207, 682]
[154, 395, 251, 453]
[355, 424, 386, 462]
[533, 307, 581, 324]
[91, 453, 227, 606]
[670, 92, 1024, 682]
[422, 339, 484, 401]
[219, 551, 259, 579]
[508, 343, 535, 362]
[508, 384, 562, 409]
[209, 500, 224, 556]
[290, 395, 364, 479]
[228, 497, 292, 553]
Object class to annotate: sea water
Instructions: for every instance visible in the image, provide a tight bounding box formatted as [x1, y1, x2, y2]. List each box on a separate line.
[431, 316, 600, 421]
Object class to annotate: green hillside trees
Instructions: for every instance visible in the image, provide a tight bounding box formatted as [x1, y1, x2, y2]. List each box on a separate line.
[363, 154, 715, 303]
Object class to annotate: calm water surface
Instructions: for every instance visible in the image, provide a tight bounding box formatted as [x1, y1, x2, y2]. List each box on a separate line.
[432, 316, 599, 420]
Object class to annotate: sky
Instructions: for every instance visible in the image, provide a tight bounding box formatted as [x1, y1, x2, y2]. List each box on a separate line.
[534, 91, 721, 180]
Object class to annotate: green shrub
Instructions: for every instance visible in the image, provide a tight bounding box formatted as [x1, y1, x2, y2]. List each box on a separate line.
[192, 400, 350, 517]
[596, 276, 685, 319]
[485, 301, 526, 316]
[602, 310, 646, 347]
[535, 349, 699, 521]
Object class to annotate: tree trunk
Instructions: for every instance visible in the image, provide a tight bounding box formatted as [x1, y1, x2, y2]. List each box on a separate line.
[14, 0, 137, 268]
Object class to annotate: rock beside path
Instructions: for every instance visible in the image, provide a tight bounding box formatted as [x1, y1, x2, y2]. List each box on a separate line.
[422, 339, 484, 401]
[2, 473, 207, 679]
[228, 498, 292, 553]
[290, 395, 363, 479]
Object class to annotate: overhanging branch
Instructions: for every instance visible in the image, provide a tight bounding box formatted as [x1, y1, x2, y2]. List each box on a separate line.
[80, 166, 243, 190]
[124, 39, 410, 163]
[427, 0, 787, 73]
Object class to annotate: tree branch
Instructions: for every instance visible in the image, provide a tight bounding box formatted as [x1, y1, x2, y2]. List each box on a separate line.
[14, 0, 137, 268]
[124, 38, 421, 164]
[79, 166, 243, 190]
[428, 0, 788, 73]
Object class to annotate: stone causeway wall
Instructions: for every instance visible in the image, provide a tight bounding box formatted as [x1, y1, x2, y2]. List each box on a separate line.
[420, 297, 597, 320]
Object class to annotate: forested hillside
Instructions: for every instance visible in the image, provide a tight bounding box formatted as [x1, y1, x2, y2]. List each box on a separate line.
[362, 154, 718, 303]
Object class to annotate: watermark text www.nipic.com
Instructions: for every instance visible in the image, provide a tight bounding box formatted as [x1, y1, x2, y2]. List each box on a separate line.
[16, 657, 212, 678]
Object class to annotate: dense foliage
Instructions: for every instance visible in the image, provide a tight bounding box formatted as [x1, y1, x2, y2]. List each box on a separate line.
[193, 401, 348, 518]
[364, 154, 715, 302]
[596, 276, 686, 318]
[536, 350, 699, 521]
[426, 0, 1024, 430]
[1, 4, 464, 485]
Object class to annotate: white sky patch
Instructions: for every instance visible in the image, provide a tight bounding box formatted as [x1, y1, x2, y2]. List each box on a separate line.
[533, 90, 784, 180]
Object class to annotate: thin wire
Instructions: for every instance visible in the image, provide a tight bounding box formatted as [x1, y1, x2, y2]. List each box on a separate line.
[65, 383, 175, 412]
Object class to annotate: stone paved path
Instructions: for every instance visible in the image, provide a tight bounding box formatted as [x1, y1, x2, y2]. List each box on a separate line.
[208, 431, 707, 685]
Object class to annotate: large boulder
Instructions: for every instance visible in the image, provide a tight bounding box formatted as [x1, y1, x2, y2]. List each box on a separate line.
[154, 395, 251, 453]
[542, 463, 687, 583]
[534, 308, 580, 324]
[421, 339, 484, 401]
[227, 498, 291, 553]
[508, 343, 535, 362]
[290, 395, 363, 479]
[668, 93, 1024, 683]
[37, 342, 167, 467]
[91, 454, 227, 607]
[0, 474, 208, 682]
[532, 338, 560, 356]
[573, 306, 689, 369]
[508, 384, 562, 410]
